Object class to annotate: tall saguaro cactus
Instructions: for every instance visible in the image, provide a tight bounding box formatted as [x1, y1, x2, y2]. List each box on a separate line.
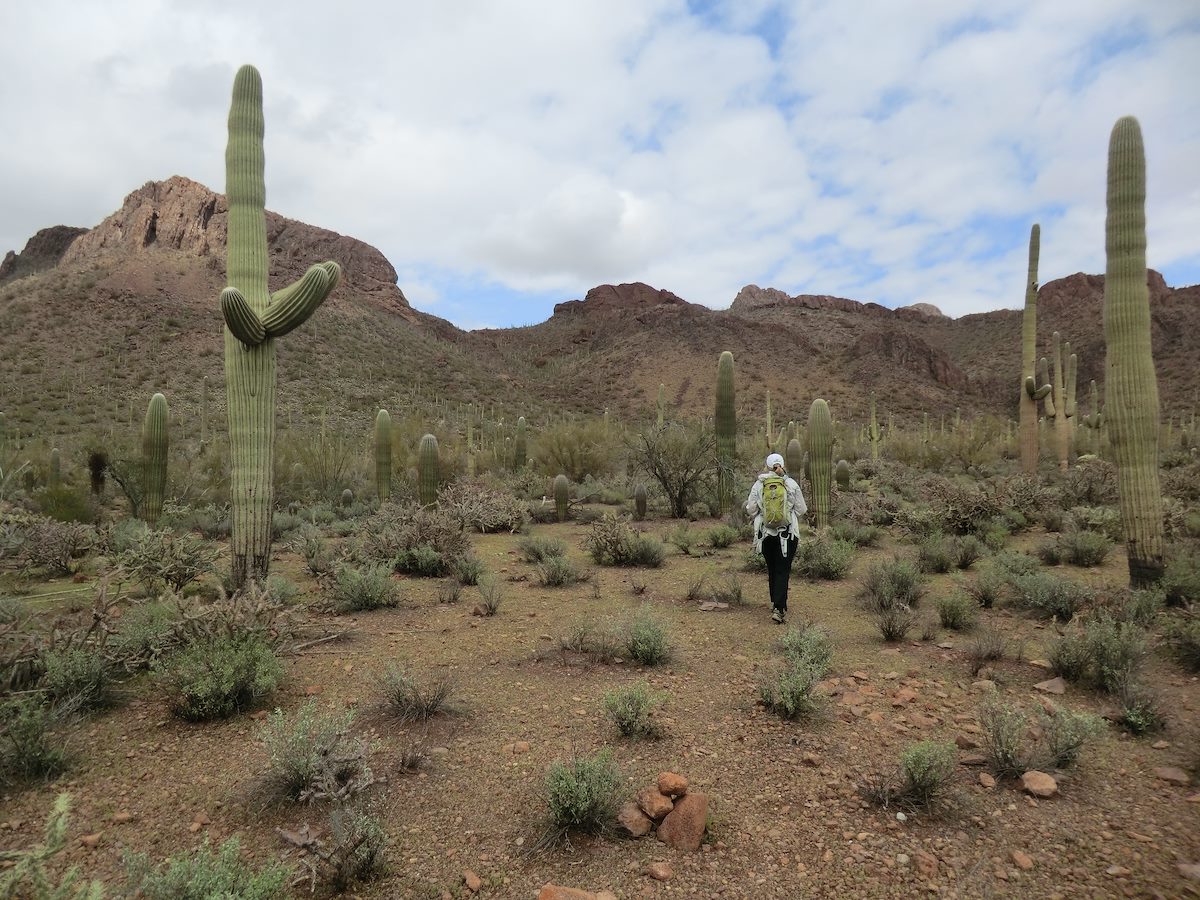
[1019, 225, 1051, 474]
[807, 399, 832, 529]
[513, 416, 527, 471]
[143, 393, 168, 526]
[1104, 116, 1164, 587]
[1041, 332, 1078, 471]
[375, 409, 391, 501]
[220, 65, 341, 587]
[715, 351, 736, 514]
[868, 391, 882, 461]
[418, 434, 440, 506]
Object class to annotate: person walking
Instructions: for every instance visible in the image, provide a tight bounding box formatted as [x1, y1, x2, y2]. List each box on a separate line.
[745, 452, 807, 624]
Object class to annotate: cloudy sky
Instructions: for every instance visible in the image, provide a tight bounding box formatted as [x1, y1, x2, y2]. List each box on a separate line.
[2, 0, 1197, 328]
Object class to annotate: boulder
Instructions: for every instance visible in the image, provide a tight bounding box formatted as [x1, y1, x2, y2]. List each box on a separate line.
[656, 792, 708, 851]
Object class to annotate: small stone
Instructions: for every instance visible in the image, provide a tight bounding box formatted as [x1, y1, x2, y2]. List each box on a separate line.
[1178, 863, 1200, 881]
[914, 849, 938, 878]
[895, 812, 907, 822]
[513, 741, 531, 754]
[1011, 850, 1034, 870]
[636, 787, 674, 820]
[1152, 767, 1191, 786]
[111, 811, 133, 824]
[80, 833, 102, 848]
[959, 753, 988, 766]
[1151, 740, 1169, 749]
[463, 870, 482, 892]
[1105, 865, 1132, 877]
[979, 773, 996, 788]
[972, 680, 997, 692]
[896, 853, 909, 865]
[617, 802, 654, 838]
[1034, 677, 1066, 695]
[657, 772, 688, 797]
[955, 733, 980, 750]
[801, 752, 821, 767]
[645, 862, 673, 881]
[304, 684, 323, 696]
[892, 688, 918, 706]
[1028, 658, 1052, 669]
[656, 792, 708, 851]
[1019, 771, 1058, 798]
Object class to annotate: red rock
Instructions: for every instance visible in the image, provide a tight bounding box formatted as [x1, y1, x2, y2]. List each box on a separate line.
[892, 688, 918, 706]
[1178, 863, 1200, 880]
[1034, 677, 1066, 695]
[1105, 865, 1131, 877]
[617, 802, 653, 838]
[1152, 767, 1191, 786]
[304, 684, 323, 696]
[636, 787, 673, 820]
[1020, 771, 1058, 798]
[513, 741, 531, 754]
[80, 833, 102, 848]
[955, 733, 980, 750]
[1011, 850, 1034, 870]
[914, 849, 938, 878]
[538, 886, 615, 900]
[645, 862, 673, 881]
[657, 772, 688, 797]
[111, 811, 133, 823]
[463, 870, 482, 892]
[959, 753, 988, 766]
[656, 792, 708, 851]
[979, 773, 996, 788]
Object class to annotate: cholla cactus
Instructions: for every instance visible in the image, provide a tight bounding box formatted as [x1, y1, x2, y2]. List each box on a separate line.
[1103, 116, 1164, 587]
[142, 393, 168, 526]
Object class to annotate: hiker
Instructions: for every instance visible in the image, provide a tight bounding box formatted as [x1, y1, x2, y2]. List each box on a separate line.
[745, 452, 807, 624]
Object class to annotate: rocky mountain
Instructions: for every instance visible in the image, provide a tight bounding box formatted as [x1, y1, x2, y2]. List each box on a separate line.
[1, 177, 1197, 453]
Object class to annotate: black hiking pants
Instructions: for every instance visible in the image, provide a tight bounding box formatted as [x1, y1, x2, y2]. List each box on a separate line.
[761, 532, 799, 612]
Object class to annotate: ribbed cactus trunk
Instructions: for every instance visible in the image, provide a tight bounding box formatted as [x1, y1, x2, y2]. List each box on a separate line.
[418, 433, 439, 506]
[375, 409, 391, 501]
[1104, 116, 1164, 588]
[1082, 379, 1104, 455]
[633, 482, 647, 520]
[1019, 225, 1050, 474]
[554, 473, 569, 522]
[807, 399, 832, 528]
[221, 65, 340, 588]
[835, 459, 850, 491]
[513, 416, 527, 471]
[715, 351, 736, 515]
[1043, 332, 1077, 472]
[784, 438, 803, 477]
[142, 393, 168, 526]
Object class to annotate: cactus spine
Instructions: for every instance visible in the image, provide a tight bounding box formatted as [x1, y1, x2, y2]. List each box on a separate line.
[807, 399, 832, 529]
[714, 351, 736, 515]
[513, 416, 527, 471]
[219, 65, 340, 587]
[142, 393, 168, 526]
[375, 409, 391, 501]
[1019, 224, 1050, 474]
[418, 433, 439, 506]
[633, 482, 647, 521]
[868, 391, 882, 460]
[554, 473, 569, 522]
[1104, 116, 1164, 587]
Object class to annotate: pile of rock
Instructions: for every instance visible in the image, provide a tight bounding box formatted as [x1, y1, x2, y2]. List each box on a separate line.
[617, 771, 708, 851]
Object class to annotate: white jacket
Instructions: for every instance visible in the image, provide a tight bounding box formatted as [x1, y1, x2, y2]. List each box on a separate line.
[745, 472, 807, 555]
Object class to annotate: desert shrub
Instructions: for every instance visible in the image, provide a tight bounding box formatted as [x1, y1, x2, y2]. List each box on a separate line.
[794, 537, 855, 581]
[261, 701, 373, 804]
[1164, 615, 1200, 672]
[1116, 681, 1166, 736]
[100, 516, 152, 554]
[1040, 705, 1105, 768]
[626, 423, 718, 518]
[0, 794, 104, 897]
[545, 749, 622, 834]
[603, 681, 664, 738]
[476, 578, 504, 616]
[1049, 631, 1092, 683]
[452, 554, 486, 586]
[1006, 572, 1088, 621]
[1050, 613, 1147, 693]
[1037, 540, 1064, 566]
[157, 633, 283, 721]
[35, 484, 97, 524]
[1059, 459, 1118, 506]
[707, 573, 743, 605]
[1162, 551, 1200, 607]
[858, 557, 926, 612]
[936, 593, 977, 631]
[1057, 530, 1112, 567]
[517, 535, 567, 563]
[979, 698, 1102, 778]
[376, 666, 456, 723]
[271, 511, 304, 538]
[585, 513, 664, 568]
[116, 529, 219, 592]
[558, 620, 621, 662]
[1069, 505, 1122, 541]
[758, 660, 824, 721]
[40, 647, 112, 710]
[19, 519, 95, 576]
[967, 628, 1008, 675]
[830, 521, 881, 547]
[537, 555, 587, 587]
[875, 605, 916, 642]
[123, 836, 289, 899]
[264, 574, 302, 606]
[1039, 507, 1067, 533]
[666, 522, 696, 555]
[778, 623, 833, 677]
[107, 600, 182, 671]
[966, 566, 1006, 609]
[898, 741, 957, 807]
[322, 805, 388, 892]
[990, 550, 1039, 578]
[625, 613, 670, 665]
[0, 595, 27, 626]
[707, 524, 739, 549]
[742, 551, 768, 573]
[327, 565, 400, 613]
[0, 696, 69, 782]
[356, 505, 471, 577]
[537, 419, 619, 482]
[437, 580, 462, 604]
[437, 478, 527, 533]
[291, 525, 334, 577]
[394, 544, 448, 577]
[917, 534, 957, 574]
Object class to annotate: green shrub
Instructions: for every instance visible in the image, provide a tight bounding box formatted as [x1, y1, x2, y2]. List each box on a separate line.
[323, 805, 388, 892]
[830, 522, 881, 547]
[537, 555, 587, 586]
[545, 749, 622, 834]
[858, 557, 926, 611]
[1039, 705, 1105, 767]
[794, 537, 855, 581]
[707, 524, 739, 549]
[898, 740, 957, 806]
[1165, 615, 1200, 672]
[157, 633, 282, 721]
[917, 534, 957, 574]
[980, 521, 1009, 552]
[1007, 572, 1088, 621]
[967, 628, 1008, 675]
[585, 513, 665, 568]
[990, 550, 1039, 577]
[1037, 540, 1064, 566]
[1050, 615, 1147, 693]
[0, 794, 103, 898]
[109, 600, 180, 671]
[0, 696, 69, 782]
[936, 593, 977, 631]
[966, 567, 1006, 609]
[376, 666, 456, 723]
[40, 647, 111, 710]
[625, 613, 671, 665]
[260, 701, 372, 803]
[1069, 505, 1122, 541]
[758, 661, 824, 721]
[393, 543, 451, 577]
[328, 565, 401, 612]
[603, 681, 664, 737]
[953, 535, 985, 570]
[477, 578, 503, 616]
[517, 536, 567, 563]
[124, 836, 289, 899]
[264, 574, 302, 605]
[875, 605, 916, 642]
[980, 698, 1103, 778]
[452, 554, 486, 586]
[665, 522, 696, 555]
[707, 573, 743, 605]
[742, 551, 768, 573]
[1058, 530, 1112, 567]
[1162, 551, 1200, 606]
[357, 505, 471, 577]
[778, 623, 833, 677]
[1116, 681, 1165, 736]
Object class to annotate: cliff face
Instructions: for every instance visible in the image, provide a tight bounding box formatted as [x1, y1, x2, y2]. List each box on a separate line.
[0, 225, 88, 282]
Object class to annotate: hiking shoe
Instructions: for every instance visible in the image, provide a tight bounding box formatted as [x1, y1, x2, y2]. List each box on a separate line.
[771, 608, 785, 625]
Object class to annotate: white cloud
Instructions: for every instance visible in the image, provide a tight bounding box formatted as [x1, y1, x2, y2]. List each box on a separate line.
[0, 0, 1197, 327]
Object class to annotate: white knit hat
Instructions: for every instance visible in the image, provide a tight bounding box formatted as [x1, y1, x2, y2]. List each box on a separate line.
[765, 453, 785, 469]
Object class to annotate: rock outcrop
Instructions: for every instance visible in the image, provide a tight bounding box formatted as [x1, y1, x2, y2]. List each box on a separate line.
[0, 225, 88, 283]
[552, 281, 691, 317]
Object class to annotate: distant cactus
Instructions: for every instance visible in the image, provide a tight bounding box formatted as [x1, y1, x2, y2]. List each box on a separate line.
[835, 458, 850, 490]
[1082, 379, 1104, 454]
[633, 482, 647, 520]
[143, 393, 168, 526]
[1104, 116, 1164, 587]
[715, 351, 736, 514]
[341, 488, 353, 508]
[418, 434, 440, 506]
[657, 383, 666, 428]
[200, 375, 209, 445]
[1019, 224, 1050, 474]
[513, 416, 527, 471]
[1041, 331, 1077, 471]
[785, 438, 803, 477]
[554, 473, 569, 522]
[48, 448, 61, 488]
[375, 409, 391, 501]
[765, 390, 773, 451]
[868, 392, 882, 460]
[807, 399, 832, 528]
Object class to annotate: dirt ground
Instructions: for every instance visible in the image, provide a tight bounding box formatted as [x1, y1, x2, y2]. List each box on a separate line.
[2, 515, 1198, 899]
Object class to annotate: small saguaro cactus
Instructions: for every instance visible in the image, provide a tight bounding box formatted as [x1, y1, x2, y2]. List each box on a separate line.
[48, 448, 61, 488]
[1041, 332, 1077, 471]
[417, 434, 440, 506]
[513, 416, 527, 471]
[1082, 379, 1104, 454]
[765, 390, 773, 451]
[1019, 224, 1051, 474]
[220, 65, 341, 588]
[868, 391, 882, 461]
[785, 438, 803, 477]
[142, 393, 169, 526]
[807, 399, 833, 529]
[835, 458, 850, 491]
[715, 351, 736, 515]
[375, 409, 392, 501]
[200, 375, 209, 445]
[657, 383, 666, 428]
[554, 473, 569, 522]
[341, 488, 353, 508]
[633, 482, 648, 521]
[1104, 115, 1164, 587]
